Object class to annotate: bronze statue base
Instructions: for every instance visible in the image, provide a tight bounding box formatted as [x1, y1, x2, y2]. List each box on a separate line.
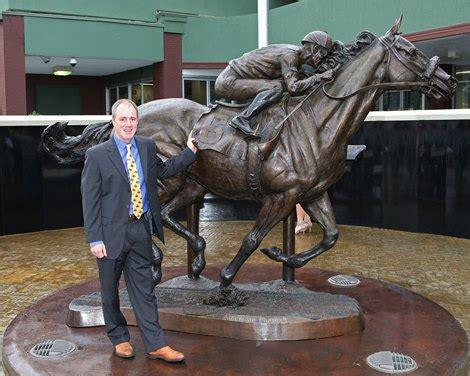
[67, 276, 363, 341]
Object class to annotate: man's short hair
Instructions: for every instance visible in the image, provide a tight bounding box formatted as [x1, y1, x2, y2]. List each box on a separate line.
[111, 99, 139, 119]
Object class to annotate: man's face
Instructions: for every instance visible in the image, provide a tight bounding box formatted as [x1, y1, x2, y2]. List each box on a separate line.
[112, 103, 138, 143]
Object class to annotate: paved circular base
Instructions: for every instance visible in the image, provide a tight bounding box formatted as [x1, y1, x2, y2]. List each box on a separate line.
[3, 265, 469, 375]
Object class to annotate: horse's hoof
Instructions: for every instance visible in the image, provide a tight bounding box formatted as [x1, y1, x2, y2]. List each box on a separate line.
[191, 256, 206, 278]
[261, 247, 287, 262]
[217, 280, 232, 292]
[284, 255, 307, 268]
[151, 266, 162, 285]
[220, 266, 235, 287]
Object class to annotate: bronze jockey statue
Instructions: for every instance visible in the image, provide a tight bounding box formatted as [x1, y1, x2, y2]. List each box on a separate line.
[215, 31, 337, 137]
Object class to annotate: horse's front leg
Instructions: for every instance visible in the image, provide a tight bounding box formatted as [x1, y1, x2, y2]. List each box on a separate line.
[262, 191, 338, 268]
[220, 192, 297, 289]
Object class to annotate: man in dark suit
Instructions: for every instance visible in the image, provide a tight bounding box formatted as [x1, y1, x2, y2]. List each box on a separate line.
[81, 98, 197, 362]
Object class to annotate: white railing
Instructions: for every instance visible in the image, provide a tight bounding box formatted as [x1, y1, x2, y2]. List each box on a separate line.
[0, 109, 469, 126]
[0, 115, 111, 126]
[365, 109, 470, 121]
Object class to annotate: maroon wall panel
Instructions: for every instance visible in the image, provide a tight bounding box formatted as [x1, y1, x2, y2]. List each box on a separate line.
[153, 33, 183, 99]
[405, 22, 470, 42]
[26, 74, 106, 115]
[0, 15, 26, 115]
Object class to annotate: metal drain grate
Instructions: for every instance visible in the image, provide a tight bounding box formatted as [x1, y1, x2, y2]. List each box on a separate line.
[366, 351, 418, 374]
[327, 274, 360, 287]
[29, 339, 76, 359]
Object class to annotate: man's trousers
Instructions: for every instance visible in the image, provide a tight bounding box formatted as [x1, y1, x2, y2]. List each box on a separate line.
[96, 217, 167, 352]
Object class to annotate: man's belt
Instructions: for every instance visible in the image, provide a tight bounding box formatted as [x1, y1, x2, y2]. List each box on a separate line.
[128, 212, 148, 222]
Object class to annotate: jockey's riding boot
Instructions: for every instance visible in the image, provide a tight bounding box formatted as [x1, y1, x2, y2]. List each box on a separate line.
[229, 88, 283, 137]
[229, 115, 260, 138]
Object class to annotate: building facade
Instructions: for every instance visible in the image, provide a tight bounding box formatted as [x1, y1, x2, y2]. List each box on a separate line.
[0, 0, 469, 115]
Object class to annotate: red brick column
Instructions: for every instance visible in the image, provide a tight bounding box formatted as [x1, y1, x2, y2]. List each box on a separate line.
[153, 33, 183, 99]
[0, 15, 27, 114]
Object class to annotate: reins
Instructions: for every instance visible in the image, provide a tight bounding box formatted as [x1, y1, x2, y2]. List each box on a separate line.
[259, 35, 436, 159]
[322, 80, 433, 101]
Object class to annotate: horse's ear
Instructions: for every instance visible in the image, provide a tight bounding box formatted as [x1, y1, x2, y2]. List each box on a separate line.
[384, 14, 403, 41]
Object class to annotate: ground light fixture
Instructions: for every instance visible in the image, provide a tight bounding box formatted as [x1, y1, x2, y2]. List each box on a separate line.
[52, 66, 73, 76]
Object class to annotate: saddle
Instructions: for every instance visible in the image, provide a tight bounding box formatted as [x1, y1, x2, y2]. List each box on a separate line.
[192, 89, 327, 199]
[193, 95, 289, 161]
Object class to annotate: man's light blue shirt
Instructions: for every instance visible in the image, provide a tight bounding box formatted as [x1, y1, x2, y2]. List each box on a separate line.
[90, 134, 150, 247]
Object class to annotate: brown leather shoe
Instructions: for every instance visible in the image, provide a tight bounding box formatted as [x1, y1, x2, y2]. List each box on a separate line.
[147, 346, 185, 363]
[114, 342, 134, 359]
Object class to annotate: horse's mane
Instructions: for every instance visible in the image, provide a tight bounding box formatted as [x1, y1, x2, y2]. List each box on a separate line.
[316, 31, 378, 73]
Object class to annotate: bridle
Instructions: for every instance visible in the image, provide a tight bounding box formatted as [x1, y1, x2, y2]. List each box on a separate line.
[380, 35, 440, 82]
[322, 35, 438, 101]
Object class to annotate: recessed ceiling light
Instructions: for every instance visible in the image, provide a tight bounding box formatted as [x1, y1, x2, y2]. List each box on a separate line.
[447, 48, 459, 59]
[52, 66, 73, 76]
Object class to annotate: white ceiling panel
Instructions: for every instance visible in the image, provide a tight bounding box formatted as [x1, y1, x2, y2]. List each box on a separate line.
[25, 55, 154, 76]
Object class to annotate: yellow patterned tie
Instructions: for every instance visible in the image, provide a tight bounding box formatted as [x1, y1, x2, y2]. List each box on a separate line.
[126, 144, 143, 219]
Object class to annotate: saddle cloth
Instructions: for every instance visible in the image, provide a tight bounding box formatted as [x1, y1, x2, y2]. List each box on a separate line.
[193, 96, 289, 161]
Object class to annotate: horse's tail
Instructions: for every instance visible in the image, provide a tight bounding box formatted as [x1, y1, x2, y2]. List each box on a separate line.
[41, 121, 113, 165]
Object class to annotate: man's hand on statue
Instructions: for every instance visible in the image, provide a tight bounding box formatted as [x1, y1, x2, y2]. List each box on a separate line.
[187, 130, 198, 153]
[91, 243, 107, 258]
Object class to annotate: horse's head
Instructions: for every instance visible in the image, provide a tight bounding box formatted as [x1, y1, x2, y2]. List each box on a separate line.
[380, 15, 458, 102]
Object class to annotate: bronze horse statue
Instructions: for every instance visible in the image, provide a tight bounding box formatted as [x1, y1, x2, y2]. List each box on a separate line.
[43, 17, 457, 289]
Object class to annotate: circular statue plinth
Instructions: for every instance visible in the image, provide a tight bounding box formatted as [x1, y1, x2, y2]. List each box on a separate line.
[3, 265, 469, 375]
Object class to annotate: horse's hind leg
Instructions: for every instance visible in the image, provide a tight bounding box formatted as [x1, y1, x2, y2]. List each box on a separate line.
[262, 192, 338, 268]
[220, 192, 296, 288]
[161, 180, 208, 278]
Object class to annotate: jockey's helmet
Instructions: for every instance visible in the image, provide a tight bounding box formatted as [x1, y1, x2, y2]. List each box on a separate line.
[302, 31, 333, 51]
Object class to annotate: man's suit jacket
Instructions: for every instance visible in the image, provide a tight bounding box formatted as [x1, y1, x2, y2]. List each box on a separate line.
[81, 135, 197, 259]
